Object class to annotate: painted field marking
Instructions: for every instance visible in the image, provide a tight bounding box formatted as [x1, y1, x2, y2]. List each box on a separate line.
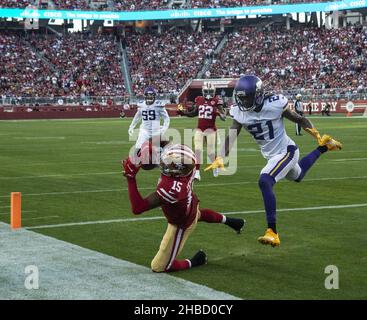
[0, 222, 238, 300]
[0, 210, 37, 216]
[12, 137, 66, 140]
[25, 203, 367, 230]
[1, 175, 366, 198]
[331, 158, 367, 162]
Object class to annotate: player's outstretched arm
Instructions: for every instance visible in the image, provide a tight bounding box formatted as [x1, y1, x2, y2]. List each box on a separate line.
[282, 106, 322, 142]
[122, 158, 162, 214]
[128, 108, 142, 136]
[205, 119, 242, 171]
[178, 105, 198, 117]
[217, 105, 227, 121]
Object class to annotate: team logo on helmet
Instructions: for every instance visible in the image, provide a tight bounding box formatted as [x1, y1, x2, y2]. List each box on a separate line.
[160, 144, 196, 177]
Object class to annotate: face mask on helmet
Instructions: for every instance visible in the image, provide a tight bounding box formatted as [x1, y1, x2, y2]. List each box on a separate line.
[144, 88, 156, 105]
[234, 76, 264, 112]
[202, 83, 215, 100]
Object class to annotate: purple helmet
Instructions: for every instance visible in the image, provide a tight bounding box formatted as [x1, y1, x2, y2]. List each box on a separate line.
[144, 86, 157, 105]
[234, 75, 264, 111]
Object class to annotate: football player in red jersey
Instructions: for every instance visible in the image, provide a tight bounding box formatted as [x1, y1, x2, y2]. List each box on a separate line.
[178, 82, 226, 181]
[122, 143, 245, 273]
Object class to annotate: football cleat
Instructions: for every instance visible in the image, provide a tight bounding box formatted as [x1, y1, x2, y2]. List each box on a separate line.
[319, 134, 342, 151]
[194, 170, 201, 181]
[225, 217, 246, 234]
[190, 250, 207, 268]
[258, 228, 280, 247]
[213, 168, 219, 178]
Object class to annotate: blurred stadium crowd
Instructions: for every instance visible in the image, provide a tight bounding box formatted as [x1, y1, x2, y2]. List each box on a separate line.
[1, 23, 366, 101]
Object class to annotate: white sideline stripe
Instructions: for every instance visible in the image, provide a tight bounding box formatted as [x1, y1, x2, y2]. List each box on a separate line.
[23, 215, 59, 221]
[1, 175, 366, 198]
[331, 158, 367, 162]
[0, 157, 365, 180]
[0, 210, 37, 215]
[0, 172, 119, 180]
[25, 203, 367, 230]
[0, 222, 238, 300]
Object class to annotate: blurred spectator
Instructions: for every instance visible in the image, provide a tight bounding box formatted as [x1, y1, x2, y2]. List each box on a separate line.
[126, 30, 221, 94]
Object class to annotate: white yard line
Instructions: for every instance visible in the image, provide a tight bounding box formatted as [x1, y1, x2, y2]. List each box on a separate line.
[1, 175, 366, 198]
[25, 203, 367, 230]
[0, 222, 238, 300]
[0, 210, 37, 216]
[331, 158, 367, 162]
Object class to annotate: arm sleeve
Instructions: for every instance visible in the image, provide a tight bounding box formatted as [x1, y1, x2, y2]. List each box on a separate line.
[126, 178, 151, 215]
[129, 108, 141, 130]
[160, 108, 170, 135]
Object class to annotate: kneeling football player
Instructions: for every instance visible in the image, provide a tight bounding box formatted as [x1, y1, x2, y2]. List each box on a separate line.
[122, 143, 245, 272]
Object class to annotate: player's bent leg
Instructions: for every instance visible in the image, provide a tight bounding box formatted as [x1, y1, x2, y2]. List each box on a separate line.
[151, 208, 205, 272]
[258, 173, 277, 233]
[205, 130, 218, 177]
[294, 145, 328, 182]
[199, 208, 245, 234]
[257, 146, 299, 246]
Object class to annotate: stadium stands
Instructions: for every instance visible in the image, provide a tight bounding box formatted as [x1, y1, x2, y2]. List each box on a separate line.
[208, 26, 367, 94]
[0, 33, 125, 100]
[0, 24, 365, 102]
[126, 30, 221, 94]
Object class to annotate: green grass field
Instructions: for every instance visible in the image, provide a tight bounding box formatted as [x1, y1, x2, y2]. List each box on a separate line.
[1, 116, 366, 299]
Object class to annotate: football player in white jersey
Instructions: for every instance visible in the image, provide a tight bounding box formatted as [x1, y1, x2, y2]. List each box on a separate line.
[206, 75, 342, 247]
[128, 87, 170, 150]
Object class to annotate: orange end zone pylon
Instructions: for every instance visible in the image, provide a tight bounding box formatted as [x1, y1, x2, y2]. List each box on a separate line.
[10, 192, 21, 229]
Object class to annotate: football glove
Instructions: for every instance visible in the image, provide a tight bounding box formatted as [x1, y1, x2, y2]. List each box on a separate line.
[204, 156, 225, 172]
[122, 157, 140, 179]
[305, 127, 322, 144]
[177, 103, 185, 115]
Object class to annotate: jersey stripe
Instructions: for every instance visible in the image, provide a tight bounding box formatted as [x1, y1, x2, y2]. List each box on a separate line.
[159, 188, 177, 202]
[270, 152, 290, 176]
[165, 228, 184, 271]
[157, 189, 176, 204]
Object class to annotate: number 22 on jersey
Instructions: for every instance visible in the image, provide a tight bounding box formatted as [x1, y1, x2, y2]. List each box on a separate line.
[198, 105, 213, 119]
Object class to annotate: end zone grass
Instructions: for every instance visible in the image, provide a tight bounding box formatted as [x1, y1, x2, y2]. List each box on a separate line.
[0, 116, 366, 299]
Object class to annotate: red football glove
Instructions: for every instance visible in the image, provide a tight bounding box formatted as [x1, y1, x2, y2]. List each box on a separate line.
[122, 157, 141, 179]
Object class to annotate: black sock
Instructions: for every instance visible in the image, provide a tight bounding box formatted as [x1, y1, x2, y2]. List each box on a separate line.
[268, 223, 277, 234]
[317, 145, 328, 154]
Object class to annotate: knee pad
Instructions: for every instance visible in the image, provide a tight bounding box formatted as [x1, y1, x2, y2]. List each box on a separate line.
[258, 174, 275, 190]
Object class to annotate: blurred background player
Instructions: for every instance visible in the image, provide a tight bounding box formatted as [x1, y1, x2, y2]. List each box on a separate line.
[294, 94, 304, 136]
[322, 102, 331, 116]
[128, 86, 170, 150]
[207, 75, 342, 247]
[122, 143, 245, 272]
[177, 81, 226, 181]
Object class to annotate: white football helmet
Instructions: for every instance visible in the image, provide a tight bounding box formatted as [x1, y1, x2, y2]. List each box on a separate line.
[202, 81, 216, 100]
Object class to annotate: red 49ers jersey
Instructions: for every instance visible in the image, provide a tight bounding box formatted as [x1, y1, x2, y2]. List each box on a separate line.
[195, 96, 222, 131]
[156, 170, 199, 229]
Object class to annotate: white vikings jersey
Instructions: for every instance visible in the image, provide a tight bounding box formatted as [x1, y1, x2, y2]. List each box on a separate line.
[129, 100, 170, 135]
[230, 94, 296, 160]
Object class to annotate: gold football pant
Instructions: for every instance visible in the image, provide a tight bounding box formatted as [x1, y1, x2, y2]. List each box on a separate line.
[151, 207, 200, 272]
